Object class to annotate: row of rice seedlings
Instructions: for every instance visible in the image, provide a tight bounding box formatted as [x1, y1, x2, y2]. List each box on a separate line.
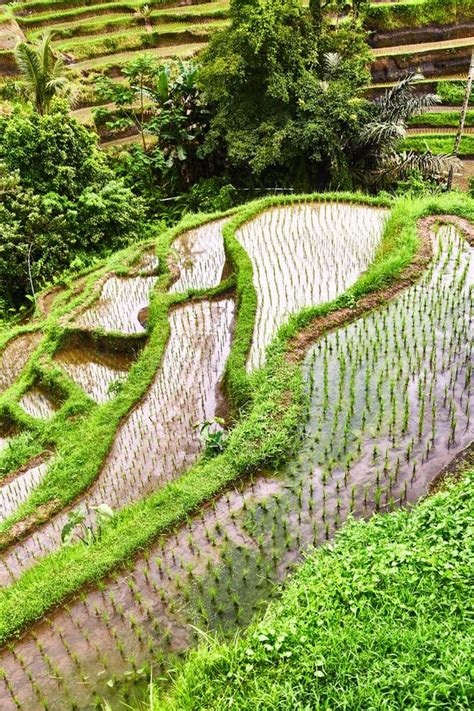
[236, 203, 388, 371]
[0, 298, 235, 586]
[0, 462, 49, 523]
[0, 333, 42, 395]
[72, 274, 157, 335]
[53, 343, 134, 404]
[169, 219, 228, 294]
[18, 388, 58, 420]
[0, 478, 279, 709]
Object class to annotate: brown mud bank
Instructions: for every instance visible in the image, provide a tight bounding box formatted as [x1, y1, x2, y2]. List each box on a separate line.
[369, 21, 474, 49]
[371, 46, 473, 83]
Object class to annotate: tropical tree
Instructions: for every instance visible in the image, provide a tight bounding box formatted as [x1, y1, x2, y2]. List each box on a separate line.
[15, 31, 69, 114]
[354, 73, 460, 188]
[447, 49, 474, 189]
[134, 3, 153, 31]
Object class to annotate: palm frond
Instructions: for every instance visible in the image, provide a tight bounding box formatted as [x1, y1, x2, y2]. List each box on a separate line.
[323, 51, 342, 77]
[378, 73, 425, 122]
[373, 150, 460, 183]
[14, 43, 41, 90]
[360, 120, 406, 147]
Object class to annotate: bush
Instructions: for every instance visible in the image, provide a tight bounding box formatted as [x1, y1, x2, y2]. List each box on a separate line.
[0, 101, 144, 310]
[185, 178, 239, 212]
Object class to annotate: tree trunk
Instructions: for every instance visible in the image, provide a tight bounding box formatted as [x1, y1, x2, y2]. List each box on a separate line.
[447, 50, 474, 190]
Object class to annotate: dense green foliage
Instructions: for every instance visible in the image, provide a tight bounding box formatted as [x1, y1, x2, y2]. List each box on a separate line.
[0, 101, 143, 311]
[162, 465, 474, 709]
[198, 0, 371, 188]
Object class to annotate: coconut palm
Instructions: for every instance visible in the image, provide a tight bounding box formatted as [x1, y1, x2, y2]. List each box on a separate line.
[15, 31, 69, 114]
[355, 73, 460, 188]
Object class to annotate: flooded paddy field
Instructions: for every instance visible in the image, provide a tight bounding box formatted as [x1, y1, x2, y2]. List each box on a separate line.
[0, 333, 42, 395]
[53, 334, 142, 405]
[237, 203, 388, 370]
[0, 213, 470, 710]
[72, 275, 158, 335]
[0, 297, 235, 586]
[170, 218, 228, 293]
[18, 388, 59, 421]
[0, 459, 49, 523]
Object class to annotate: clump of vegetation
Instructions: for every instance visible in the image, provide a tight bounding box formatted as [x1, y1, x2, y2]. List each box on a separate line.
[0, 101, 144, 311]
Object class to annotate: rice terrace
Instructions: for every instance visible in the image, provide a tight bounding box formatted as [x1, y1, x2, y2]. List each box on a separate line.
[0, 0, 473, 710]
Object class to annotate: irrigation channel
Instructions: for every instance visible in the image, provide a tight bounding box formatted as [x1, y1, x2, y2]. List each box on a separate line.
[0, 204, 472, 709]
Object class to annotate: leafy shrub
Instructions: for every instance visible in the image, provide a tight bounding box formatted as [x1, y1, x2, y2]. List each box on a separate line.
[185, 178, 239, 213]
[0, 100, 144, 310]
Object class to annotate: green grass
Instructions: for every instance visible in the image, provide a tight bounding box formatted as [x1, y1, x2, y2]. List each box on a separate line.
[160, 461, 474, 710]
[409, 110, 474, 128]
[437, 81, 474, 107]
[365, 0, 474, 31]
[401, 134, 474, 156]
[52, 22, 226, 61]
[27, 9, 228, 42]
[0, 191, 472, 650]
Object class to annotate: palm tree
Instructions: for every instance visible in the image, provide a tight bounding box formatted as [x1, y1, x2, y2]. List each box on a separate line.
[355, 73, 460, 188]
[15, 31, 68, 114]
[134, 4, 152, 32]
[447, 50, 474, 189]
